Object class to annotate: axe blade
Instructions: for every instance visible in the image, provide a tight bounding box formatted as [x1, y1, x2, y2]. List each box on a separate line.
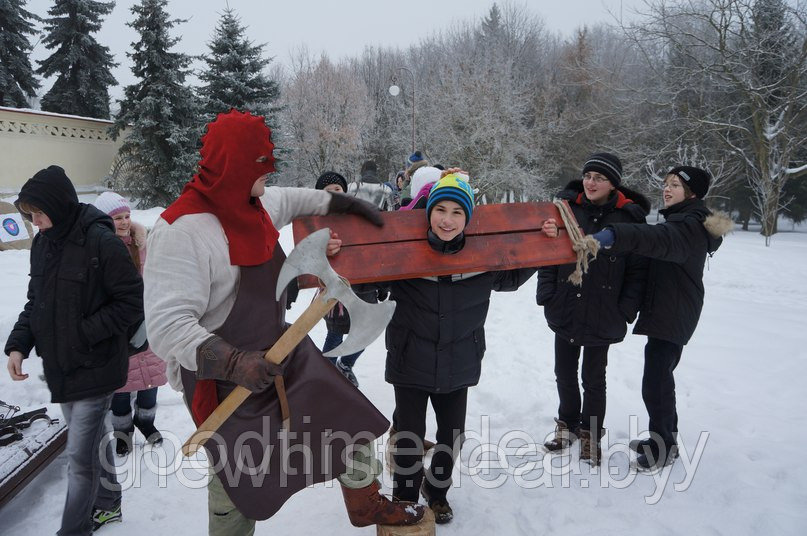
[276, 228, 332, 301]
[323, 299, 396, 358]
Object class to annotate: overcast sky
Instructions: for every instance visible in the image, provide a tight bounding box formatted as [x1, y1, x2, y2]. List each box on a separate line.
[25, 0, 646, 102]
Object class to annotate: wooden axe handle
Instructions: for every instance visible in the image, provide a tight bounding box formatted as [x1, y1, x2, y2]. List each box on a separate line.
[181, 295, 337, 457]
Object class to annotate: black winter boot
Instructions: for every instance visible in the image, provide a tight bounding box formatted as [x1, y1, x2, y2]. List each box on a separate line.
[629, 438, 654, 453]
[133, 404, 162, 445]
[111, 412, 134, 457]
[634, 442, 679, 473]
[421, 481, 453, 524]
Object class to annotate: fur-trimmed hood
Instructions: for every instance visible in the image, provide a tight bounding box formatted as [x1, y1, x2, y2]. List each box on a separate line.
[661, 198, 731, 254]
[703, 210, 733, 239]
[131, 220, 148, 250]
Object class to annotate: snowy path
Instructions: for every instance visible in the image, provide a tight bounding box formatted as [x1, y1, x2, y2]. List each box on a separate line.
[1, 221, 805, 535]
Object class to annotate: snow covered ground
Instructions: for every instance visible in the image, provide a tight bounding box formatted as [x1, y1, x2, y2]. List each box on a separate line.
[1, 211, 805, 535]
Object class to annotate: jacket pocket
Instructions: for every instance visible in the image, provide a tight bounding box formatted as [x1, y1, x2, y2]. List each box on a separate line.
[473, 328, 486, 360]
[386, 328, 410, 369]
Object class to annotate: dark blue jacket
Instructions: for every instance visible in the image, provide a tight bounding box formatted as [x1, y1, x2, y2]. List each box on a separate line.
[385, 268, 535, 393]
[608, 198, 729, 346]
[537, 182, 650, 346]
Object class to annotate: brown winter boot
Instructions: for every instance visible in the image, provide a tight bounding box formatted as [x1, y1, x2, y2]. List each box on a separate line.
[543, 418, 578, 452]
[579, 429, 602, 466]
[340, 480, 426, 527]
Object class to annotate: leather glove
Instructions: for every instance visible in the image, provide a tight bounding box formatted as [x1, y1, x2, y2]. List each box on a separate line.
[196, 335, 280, 392]
[328, 193, 384, 227]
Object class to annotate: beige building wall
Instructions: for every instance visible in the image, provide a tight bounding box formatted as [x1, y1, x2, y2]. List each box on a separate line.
[0, 106, 126, 195]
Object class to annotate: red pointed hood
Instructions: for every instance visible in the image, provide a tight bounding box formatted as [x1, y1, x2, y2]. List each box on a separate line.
[161, 110, 278, 266]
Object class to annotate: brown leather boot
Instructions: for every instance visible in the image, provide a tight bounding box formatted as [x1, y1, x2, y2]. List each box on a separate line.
[341, 480, 426, 527]
[579, 429, 602, 466]
[543, 418, 578, 452]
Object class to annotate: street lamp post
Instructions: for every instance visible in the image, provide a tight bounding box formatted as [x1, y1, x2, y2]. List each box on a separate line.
[388, 67, 415, 154]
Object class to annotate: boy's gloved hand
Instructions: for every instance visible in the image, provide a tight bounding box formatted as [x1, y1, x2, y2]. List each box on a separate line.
[195, 335, 280, 392]
[328, 193, 384, 227]
[591, 228, 615, 248]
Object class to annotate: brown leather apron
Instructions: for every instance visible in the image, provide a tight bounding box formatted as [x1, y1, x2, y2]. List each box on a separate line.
[180, 244, 389, 520]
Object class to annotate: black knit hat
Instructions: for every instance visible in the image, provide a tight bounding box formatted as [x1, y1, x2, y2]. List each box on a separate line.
[668, 166, 711, 199]
[315, 171, 348, 192]
[16, 165, 79, 227]
[582, 153, 623, 187]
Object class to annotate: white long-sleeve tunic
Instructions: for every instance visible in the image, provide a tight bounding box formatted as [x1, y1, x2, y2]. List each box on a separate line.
[143, 187, 331, 390]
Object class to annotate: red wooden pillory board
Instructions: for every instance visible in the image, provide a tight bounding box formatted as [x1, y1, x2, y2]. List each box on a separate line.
[293, 202, 577, 287]
[291, 201, 579, 287]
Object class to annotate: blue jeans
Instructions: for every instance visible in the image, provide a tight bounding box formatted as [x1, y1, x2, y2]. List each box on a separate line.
[322, 330, 363, 367]
[58, 393, 121, 536]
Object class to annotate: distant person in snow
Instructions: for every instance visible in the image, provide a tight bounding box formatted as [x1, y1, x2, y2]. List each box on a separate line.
[538, 153, 650, 466]
[313, 171, 386, 387]
[5, 166, 144, 534]
[93, 191, 167, 457]
[587, 165, 732, 472]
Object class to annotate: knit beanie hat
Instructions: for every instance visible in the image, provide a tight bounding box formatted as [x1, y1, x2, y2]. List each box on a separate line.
[94, 191, 131, 217]
[315, 171, 348, 192]
[407, 151, 425, 166]
[410, 166, 443, 198]
[426, 174, 474, 222]
[582, 153, 623, 187]
[668, 166, 711, 199]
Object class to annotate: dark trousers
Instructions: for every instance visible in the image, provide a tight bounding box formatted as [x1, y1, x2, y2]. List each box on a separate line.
[391, 386, 468, 502]
[322, 330, 364, 367]
[554, 335, 609, 433]
[110, 387, 157, 416]
[642, 337, 683, 448]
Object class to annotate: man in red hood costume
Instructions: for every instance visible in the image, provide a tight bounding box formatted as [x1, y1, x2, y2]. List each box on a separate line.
[144, 110, 424, 534]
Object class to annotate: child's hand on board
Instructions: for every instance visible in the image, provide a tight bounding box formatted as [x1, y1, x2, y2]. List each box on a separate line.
[326, 231, 342, 256]
[542, 218, 559, 238]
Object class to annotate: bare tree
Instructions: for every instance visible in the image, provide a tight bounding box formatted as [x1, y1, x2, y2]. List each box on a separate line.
[276, 49, 373, 185]
[623, 0, 807, 244]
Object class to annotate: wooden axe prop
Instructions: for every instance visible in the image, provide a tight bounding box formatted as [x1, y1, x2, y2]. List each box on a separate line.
[181, 228, 395, 457]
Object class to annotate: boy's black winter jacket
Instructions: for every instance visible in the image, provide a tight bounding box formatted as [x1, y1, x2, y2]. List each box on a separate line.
[537, 181, 650, 346]
[384, 268, 535, 393]
[4, 205, 144, 402]
[608, 198, 730, 346]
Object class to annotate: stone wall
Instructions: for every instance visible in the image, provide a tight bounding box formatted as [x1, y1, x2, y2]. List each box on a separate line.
[0, 107, 126, 195]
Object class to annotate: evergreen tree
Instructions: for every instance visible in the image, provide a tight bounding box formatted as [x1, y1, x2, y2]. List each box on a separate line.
[198, 7, 280, 124]
[36, 0, 117, 118]
[111, 0, 199, 207]
[0, 0, 40, 107]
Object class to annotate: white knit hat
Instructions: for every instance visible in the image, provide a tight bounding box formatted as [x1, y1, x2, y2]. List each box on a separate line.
[409, 166, 443, 198]
[94, 191, 131, 217]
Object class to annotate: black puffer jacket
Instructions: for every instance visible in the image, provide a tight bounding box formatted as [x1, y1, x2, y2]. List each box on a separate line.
[608, 198, 731, 346]
[4, 205, 144, 402]
[385, 268, 535, 393]
[537, 181, 650, 346]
